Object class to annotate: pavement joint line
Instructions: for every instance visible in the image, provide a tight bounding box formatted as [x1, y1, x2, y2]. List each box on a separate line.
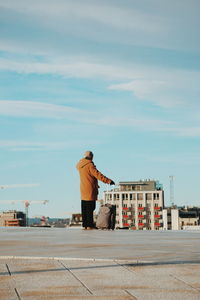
[58, 260, 93, 295]
[124, 289, 138, 300]
[0, 255, 151, 264]
[5, 263, 11, 276]
[14, 288, 21, 300]
[5, 263, 21, 300]
[170, 274, 200, 293]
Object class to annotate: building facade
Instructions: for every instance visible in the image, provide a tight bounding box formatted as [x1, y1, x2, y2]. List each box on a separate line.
[163, 207, 200, 230]
[0, 211, 26, 226]
[103, 180, 164, 230]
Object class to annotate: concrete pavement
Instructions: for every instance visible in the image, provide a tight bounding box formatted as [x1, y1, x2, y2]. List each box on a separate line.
[0, 227, 200, 299]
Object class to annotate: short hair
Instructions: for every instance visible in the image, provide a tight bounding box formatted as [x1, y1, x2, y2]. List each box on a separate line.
[84, 151, 93, 159]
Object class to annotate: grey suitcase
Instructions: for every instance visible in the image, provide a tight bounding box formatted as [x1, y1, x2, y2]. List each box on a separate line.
[96, 204, 116, 230]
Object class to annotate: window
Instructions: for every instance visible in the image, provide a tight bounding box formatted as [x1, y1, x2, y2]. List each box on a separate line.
[146, 193, 152, 201]
[137, 193, 143, 200]
[130, 194, 136, 200]
[122, 193, 128, 200]
[136, 185, 141, 191]
[114, 194, 119, 200]
[153, 193, 159, 200]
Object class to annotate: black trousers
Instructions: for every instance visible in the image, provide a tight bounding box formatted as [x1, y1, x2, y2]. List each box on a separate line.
[81, 200, 96, 228]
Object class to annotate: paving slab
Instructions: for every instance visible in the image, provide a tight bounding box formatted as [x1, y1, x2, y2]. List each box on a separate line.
[1, 258, 200, 300]
[60, 259, 136, 297]
[3, 259, 91, 299]
[0, 263, 17, 300]
[125, 264, 200, 300]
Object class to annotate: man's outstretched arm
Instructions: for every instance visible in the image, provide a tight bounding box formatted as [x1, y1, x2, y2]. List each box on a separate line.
[89, 164, 115, 185]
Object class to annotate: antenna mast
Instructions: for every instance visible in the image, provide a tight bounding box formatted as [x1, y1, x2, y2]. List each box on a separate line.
[169, 175, 174, 206]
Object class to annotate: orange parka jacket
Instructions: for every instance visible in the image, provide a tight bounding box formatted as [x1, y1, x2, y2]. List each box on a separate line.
[76, 158, 112, 201]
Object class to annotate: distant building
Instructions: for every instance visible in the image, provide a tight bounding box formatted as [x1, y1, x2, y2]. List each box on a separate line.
[103, 180, 164, 230]
[163, 206, 200, 230]
[69, 213, 82, 227]
[29, 217, 70, 228]
[163, 208, 179, 230]
[0, 210, 26, 227]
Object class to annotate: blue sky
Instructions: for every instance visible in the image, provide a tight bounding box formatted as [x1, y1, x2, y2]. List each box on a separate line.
[0, 0, 200, 217]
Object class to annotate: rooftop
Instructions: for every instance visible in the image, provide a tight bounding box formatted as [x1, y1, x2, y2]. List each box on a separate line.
[0, 227, 200, 299]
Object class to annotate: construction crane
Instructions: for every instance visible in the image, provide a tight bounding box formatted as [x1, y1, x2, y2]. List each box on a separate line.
[0, 183, 40, 189]
[169, 175, 174, 206]
[0, 200, 49, 226]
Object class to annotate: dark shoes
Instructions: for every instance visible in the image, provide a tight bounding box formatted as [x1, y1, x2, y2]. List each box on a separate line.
[82, 227, 98, 230]
[87, 227, 98, 230]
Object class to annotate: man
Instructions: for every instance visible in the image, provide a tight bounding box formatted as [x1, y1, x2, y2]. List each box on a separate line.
[76, 151, 115, 230]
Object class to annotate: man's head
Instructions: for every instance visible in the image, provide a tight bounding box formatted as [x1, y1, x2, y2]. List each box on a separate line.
[84, 151, 93, 160]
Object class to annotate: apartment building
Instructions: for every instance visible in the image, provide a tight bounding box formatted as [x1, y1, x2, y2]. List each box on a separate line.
[103, 180, 164, 230]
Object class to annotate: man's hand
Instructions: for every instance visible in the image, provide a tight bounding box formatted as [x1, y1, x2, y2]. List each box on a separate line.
[110, 180, 115, 185]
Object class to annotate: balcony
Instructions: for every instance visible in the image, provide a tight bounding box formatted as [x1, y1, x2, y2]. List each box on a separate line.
[138, 207, 144, 211]
[154, 214, 160, 219]
[123, 223, 129, 227]
[123, 215, 128, 218]
[138, 222, 144, 226]
[154, 206, 161, 210]
[138, 215, 144, 219]
[123, 207, 129, 211]
[154, 222, 161, 226]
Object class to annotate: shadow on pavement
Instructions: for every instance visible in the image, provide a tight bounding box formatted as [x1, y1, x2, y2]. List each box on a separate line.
[1, 259, 200, 276]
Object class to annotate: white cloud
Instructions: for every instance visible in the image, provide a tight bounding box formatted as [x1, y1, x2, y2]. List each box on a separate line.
[109, 80, 173, 107]
[0, 93, 200, 138]
[0, 0, 199, 112]
[109, 68, 200, 108]
[0, 140, 75, 151]
[0, 54, 199, 109]
[0, 99, 164, 126]
[0, 0, 199, 52]
[168, 126, 200, 138]
[0, 100, 83, 119]
[0, 0, 164, 33]
[0, 139, 99, 151]
[0, 56, 135, 80]
[0, 100, 172, 133]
